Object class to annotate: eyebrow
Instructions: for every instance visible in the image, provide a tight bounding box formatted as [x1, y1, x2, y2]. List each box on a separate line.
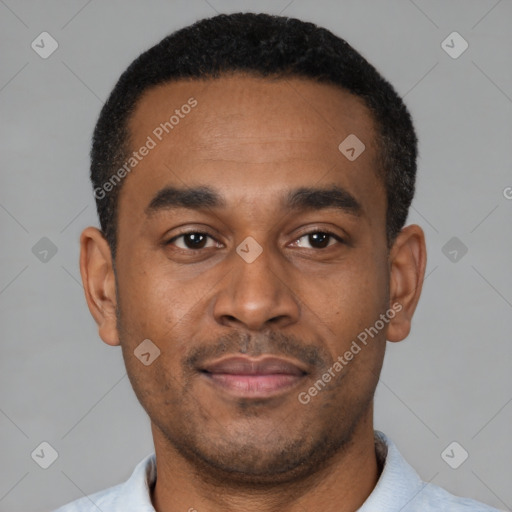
[145, 184, 362, 217]
[285, 185, 362, 217]
[146, 185, 225, 214]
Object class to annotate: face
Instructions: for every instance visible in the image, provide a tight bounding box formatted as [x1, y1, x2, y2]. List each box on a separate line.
[83, 74, 423, 484]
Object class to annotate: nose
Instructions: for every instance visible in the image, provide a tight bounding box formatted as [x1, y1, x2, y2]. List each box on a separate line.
[212, 243, 301, 332]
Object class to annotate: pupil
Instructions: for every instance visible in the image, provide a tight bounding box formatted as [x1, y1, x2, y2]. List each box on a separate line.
[310, 233, 329, 248]
[186, 233, 206, 248]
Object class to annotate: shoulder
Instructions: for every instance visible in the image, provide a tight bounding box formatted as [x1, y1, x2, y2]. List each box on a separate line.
[51, 453, 157, 512]
[407, 481, 505, 511]
[371, 432, 504, 512]
[52, 482, 123, 511]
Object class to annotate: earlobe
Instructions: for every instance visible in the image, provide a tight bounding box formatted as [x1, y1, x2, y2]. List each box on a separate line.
[386, 224, 427, 343]
[79, 227, 120, 346]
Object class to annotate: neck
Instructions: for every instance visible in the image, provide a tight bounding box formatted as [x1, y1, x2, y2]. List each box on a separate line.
[150, 409, 381, 512]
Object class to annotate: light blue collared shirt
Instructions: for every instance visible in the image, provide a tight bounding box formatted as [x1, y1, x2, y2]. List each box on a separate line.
[53, 431, 503, 511]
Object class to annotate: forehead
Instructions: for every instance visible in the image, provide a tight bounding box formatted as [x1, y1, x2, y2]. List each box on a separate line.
[128, 73, 376, 157]
[119, 74, 384, 225]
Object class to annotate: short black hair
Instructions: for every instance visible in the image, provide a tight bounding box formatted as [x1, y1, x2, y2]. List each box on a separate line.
[91, 12, 417, 256]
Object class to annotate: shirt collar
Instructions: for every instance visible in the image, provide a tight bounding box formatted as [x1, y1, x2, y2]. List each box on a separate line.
[358, 430, 426, 511]
[115, 451, 157, 511]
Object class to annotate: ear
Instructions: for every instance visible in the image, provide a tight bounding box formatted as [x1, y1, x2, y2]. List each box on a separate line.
[386, 224, 427, 343]
[79, 227, 120, 346]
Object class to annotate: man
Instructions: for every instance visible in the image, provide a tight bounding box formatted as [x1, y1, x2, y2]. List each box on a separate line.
[54, 12, 501, 512]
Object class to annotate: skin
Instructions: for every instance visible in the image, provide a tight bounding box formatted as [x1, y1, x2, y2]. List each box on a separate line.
[80, 74, 426, 512]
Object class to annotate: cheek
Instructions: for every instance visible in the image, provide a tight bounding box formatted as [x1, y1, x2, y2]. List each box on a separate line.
[116, 269, 191, 404]
[117, 259, 181, 324]
[116, 261, 208, 366]
[320, 258, 389, 351]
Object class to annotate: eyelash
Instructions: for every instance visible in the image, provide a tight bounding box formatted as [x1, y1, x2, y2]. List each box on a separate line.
[166, 229, 345, 252]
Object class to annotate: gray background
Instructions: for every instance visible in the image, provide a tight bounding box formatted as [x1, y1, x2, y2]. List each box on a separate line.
[1, 1, 511, 511]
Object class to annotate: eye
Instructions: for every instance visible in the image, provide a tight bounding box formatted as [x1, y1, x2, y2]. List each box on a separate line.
[292, 231, 344, 250]
[166, 229, 344, 252]
[167, 232, 219, 251]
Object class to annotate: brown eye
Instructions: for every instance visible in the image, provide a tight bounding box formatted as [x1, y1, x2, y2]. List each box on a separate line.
[168, 232, 216, 250]
[294, 231, 343, 250]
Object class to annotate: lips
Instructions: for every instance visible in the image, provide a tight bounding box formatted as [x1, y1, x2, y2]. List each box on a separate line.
[201, 356, 307, 376]
[200, 356, 308, 398]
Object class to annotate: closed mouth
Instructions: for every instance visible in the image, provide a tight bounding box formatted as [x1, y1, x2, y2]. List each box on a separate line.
[199, 356, 308, 398]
